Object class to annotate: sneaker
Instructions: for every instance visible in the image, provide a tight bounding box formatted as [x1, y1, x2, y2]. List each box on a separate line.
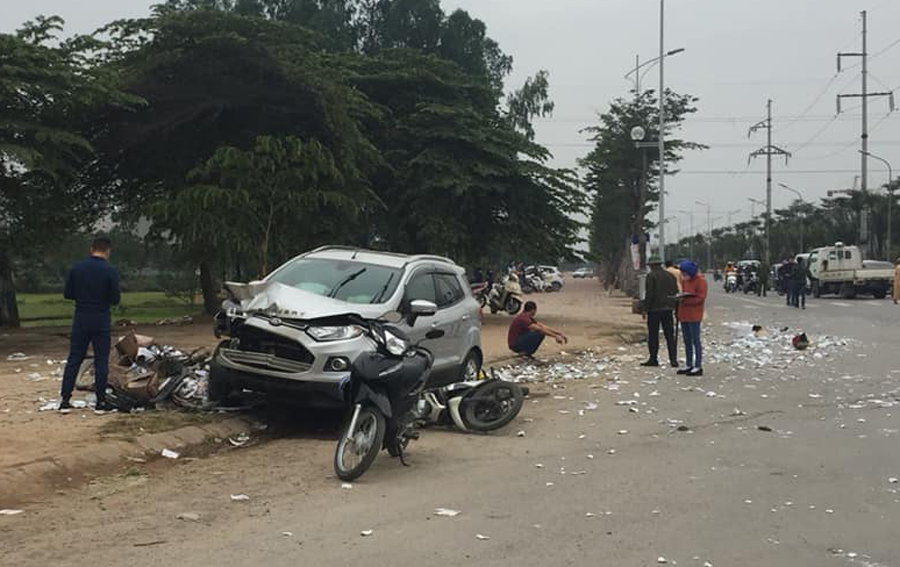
[670, 361, 679, 368]
[93, 400, 115, 415]
[687, 367, 704, 377]
[676, 368, 691, 375]
[640, 360, 660, 367]
[58, 399, 73, 413]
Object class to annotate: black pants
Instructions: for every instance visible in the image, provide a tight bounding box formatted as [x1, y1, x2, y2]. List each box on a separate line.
[61, 313, 111, 401]
[647, 310, 677, 364]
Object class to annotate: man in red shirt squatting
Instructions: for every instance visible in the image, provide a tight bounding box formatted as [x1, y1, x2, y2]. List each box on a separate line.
[508, 301, 568, 357]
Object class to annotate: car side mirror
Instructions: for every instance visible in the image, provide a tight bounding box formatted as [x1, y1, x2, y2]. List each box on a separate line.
[406, 299, 437, 325]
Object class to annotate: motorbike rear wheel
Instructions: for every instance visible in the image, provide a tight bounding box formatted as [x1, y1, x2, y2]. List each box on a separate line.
[461, 381, 525, 432]
[505, 297, 522, 315]
[334, 406, 386, 481]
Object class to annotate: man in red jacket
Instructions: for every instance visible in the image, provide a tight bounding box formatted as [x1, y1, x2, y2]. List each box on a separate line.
[676, 260, 708, 377]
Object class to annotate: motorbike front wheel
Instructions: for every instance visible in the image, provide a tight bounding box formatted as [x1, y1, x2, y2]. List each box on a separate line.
[334, 406, 386, 481]
[505, 297, 522, 315]
[461, 381, 525, 432]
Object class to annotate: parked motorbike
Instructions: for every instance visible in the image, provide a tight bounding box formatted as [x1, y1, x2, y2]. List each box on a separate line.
[414, 369, 526, 433]
[333, 301, 439, 481]
[471, 281, 491, 308]
[520, 272, 546, 295]
[488, 273, 523, 315]
[724, 272, 738, 293]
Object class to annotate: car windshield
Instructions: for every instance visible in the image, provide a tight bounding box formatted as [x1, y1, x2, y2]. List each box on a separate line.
[267, 258, 403, 304]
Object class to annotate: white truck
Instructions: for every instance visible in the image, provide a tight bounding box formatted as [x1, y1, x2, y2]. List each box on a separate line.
[807, 243, 893, 299]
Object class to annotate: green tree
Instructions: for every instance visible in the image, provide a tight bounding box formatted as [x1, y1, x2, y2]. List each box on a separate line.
[0, 16, 138, 327]
[580, 90, 703, 290]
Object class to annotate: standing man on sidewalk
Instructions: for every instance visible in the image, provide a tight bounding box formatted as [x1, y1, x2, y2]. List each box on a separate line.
[641, 256, 679, 368]
[59, 236, 121, 413]
[677, 260, 708, 377]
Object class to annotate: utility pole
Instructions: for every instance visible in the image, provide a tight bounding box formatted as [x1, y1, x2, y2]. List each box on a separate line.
[749, 100, 791, 267]
[838, 10, 896, 258]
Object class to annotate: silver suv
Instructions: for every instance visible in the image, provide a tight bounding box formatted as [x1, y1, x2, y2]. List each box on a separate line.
[209, 246, 482, 406]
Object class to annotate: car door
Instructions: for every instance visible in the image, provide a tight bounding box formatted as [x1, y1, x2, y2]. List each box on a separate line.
[399, 268, 440, 353]
[433, 272, 469, 372]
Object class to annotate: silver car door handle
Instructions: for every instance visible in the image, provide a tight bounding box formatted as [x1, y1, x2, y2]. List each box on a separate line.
[461, 314, 470, 321]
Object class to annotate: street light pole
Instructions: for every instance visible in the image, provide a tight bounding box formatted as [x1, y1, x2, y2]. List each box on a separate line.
[778, 182, 805, 254]
[658, 0, 667, 261]
[860, 150, 894, 260]
[696, 201, 712, 270]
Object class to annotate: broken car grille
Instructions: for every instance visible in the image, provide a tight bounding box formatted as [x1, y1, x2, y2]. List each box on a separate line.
[220, 325, 315, 373]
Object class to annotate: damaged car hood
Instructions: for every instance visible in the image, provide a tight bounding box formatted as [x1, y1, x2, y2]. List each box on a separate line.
[224, 281, 389, 321]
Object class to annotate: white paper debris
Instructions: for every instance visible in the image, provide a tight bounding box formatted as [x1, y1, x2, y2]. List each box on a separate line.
[516, 430, 526, 437]
[161, 449, 180, 459]
[176, 512, 200, 521]
[361, 530, 374, 537]
[475, 534, 490, 540]
[434, 508, 461, 517]
[230, 494, 250, 501]
[341, 483, 353, 490]
[0, 509, 24, 516]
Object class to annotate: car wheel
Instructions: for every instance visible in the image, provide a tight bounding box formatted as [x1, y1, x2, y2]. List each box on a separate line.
[459, 350, 482, 382]
[873, 289, 887, 299]
[550, 281, 562, 292]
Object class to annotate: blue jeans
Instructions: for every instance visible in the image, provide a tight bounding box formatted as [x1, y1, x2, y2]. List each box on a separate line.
[512, 331, 545, 356]
[61, 313, 111, 400]
[681, 322, 702, 369]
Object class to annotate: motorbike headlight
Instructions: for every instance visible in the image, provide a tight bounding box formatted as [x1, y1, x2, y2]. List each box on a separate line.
[383, 329, 409, 356]
[306, 325, 364, 342]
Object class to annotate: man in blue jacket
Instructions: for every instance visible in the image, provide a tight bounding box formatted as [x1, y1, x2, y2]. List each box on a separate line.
[59, 236, 121, 412]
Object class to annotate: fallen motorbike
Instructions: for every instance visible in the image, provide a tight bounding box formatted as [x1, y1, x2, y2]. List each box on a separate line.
[333, 301, 439, 481]
[488, 273, 523, 315]
[414, 369, 527, 433]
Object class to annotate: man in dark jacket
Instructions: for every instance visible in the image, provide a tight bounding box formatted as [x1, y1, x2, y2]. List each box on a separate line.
[59, 236, 121, 412]
[790, 258, 812, 309]
[641, 256, 679, 367]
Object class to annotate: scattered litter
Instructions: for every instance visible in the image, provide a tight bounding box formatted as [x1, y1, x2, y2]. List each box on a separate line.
[6, 353, 29, 361]
[341, 483, 353, 490]
[658, 557, 668, 564]
[360, 530, 374, 537]
[617, 430, 629, 435]
[161, 449, 180, 459]
[0, 509, 24, 516]
[434, 508, 461, 517]
[475, 534, 490, 541]
[228, 433, 251, 447]
[230, 494, 250, 501]
[585, 512, 596, 517]
[676, 425, 691, 432]
[757, 425, 773, 432]
[282, 531, 293, 537]
[176, 512, 200, 522]
[889, 477, 899, 484]
[516, 430, 526, 437]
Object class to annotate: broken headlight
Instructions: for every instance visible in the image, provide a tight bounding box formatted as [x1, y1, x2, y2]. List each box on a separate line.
[306, 325, 364, 342]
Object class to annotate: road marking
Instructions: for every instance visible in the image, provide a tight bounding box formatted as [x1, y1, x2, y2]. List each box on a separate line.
[736, 297, 769, 307]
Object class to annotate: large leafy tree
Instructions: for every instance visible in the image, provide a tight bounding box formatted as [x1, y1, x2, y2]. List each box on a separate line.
[580, 90, 703, 290]
[0, 17, 137, 327]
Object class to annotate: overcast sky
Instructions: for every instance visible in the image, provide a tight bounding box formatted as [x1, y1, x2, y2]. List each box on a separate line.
[5, 0, 900, 242]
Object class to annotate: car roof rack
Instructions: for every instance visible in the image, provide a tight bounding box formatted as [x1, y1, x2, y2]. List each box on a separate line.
[304, 246, 456, 266]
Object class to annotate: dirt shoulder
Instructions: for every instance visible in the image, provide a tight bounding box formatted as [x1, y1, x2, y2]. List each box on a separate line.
[0, 277, 640, 499]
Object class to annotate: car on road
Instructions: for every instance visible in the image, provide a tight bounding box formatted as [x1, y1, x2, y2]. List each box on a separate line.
[572, 267, 594, 279]
[209, 246, 482, 406]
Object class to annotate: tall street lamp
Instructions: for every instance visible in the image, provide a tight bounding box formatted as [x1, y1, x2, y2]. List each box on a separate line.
[859, 150, 894, 260]
[624, 48, 685, 98]
[778, 182, 805, 254]
[696, 201, 713, 270]
[675, 209, 695, 259]
[658, 0, 669, 262]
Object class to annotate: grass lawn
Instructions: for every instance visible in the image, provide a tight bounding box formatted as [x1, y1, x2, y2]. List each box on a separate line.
[17, 291, 201, 327]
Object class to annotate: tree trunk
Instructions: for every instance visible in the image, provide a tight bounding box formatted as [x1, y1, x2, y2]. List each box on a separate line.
[199, 261, 219, 316]
[0, 253, 21, 328]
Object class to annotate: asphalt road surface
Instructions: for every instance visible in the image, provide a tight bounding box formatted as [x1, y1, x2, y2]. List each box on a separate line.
[2, 284, 898, 567]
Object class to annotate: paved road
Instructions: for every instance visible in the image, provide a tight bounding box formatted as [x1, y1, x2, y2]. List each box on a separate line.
[2, 285, 898, 567]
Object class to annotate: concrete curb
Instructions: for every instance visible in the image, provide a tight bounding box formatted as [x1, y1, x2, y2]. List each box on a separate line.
[0, 416, 256, 504]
